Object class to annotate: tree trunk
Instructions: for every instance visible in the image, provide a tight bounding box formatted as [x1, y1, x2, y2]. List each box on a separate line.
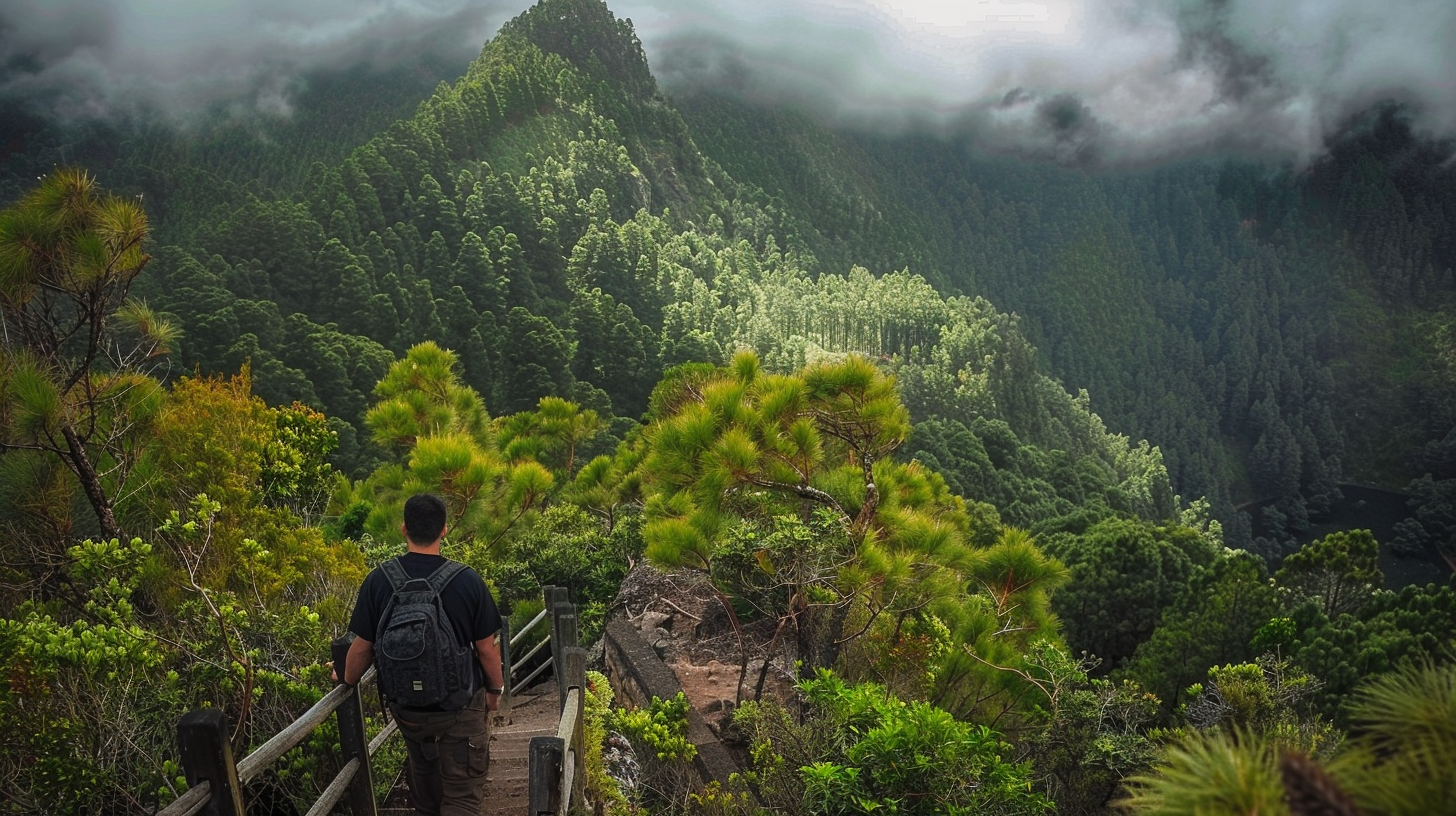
[796, 598, 852, 679]
[61, 423, 120, 541]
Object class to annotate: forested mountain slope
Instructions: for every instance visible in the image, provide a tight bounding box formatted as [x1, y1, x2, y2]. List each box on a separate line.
[84, 0, 1180, 534]
[5, 0, 1450, 557]
[2, 0, 1450, 563]
[677, 93, 1456, 553]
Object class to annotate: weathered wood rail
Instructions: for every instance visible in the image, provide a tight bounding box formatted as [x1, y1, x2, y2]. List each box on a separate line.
[157, 586, 584, 816]
[527, 586, 587, 816]
[157, 638, 389, 816]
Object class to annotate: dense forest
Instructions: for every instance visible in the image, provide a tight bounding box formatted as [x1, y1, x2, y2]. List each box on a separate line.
[0, 0, 1452, 813]
[677, 94, 1456, 557]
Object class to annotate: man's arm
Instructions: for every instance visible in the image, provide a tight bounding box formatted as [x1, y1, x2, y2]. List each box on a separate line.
[343, 636, 374, 686]
[475, 635, 504, 710]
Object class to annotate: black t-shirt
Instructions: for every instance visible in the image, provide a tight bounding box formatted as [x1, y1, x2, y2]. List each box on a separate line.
[348, 552, 503, 686]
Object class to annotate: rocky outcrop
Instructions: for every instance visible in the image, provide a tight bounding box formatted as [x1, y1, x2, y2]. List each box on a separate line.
[600, 565, 798, 788]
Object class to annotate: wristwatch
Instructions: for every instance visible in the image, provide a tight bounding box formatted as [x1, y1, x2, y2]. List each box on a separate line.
[487, 687, 504, 694]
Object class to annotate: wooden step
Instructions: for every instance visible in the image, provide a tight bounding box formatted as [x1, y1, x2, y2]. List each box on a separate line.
[383, 686, 563, 815]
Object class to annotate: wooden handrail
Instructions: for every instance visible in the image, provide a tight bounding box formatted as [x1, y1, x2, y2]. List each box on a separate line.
[237, 675, 360, 783]
[303, 757, 361, 816]
[502, 590, 559, 715]
[162, 593, 583, 816]
[157, 782, 209, 816]
[528, 593, 585, 816]
[512, 634, 555, 690]
[511, 606, 550, 649]
[368, 720, 399, 754]
[157, 638, 392, 816]
[527, 656, 586, 815]
[555, 685, 584, 811]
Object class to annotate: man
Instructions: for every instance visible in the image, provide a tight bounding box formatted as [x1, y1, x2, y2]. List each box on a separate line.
[340, 493, 505, 815]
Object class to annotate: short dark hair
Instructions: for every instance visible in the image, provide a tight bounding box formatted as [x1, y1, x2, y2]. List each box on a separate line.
[403, 494, 447, 544]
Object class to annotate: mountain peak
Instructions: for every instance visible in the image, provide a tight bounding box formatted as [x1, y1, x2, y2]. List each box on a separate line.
[498, 0, 657, 102]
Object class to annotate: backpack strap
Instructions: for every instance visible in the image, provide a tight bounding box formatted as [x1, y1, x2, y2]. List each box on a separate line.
[375, 558, 411, 638]
[425, 559, 468, 595]
[379, 557, 410, 591]
[425, 560, 471, 649]
[380, 557, 466, 592]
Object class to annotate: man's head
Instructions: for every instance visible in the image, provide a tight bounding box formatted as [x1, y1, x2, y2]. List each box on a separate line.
[402, 493, 448, 546]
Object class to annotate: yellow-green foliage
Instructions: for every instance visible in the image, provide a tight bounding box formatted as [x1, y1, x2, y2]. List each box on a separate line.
[639, 351, 1067, 712]
[358, 344, 596, 560]
[1186, 656, 1341, 758]
[735, 670, 1051, 816]
[367, 342, 492, 446]
[581, 670, 632, 814]
[141, 368, 364, 614]
[688, 781, 765, 816]
[0, 538, 171, 813]
[610, 691, 701, 812]
[613, 692, 696, 764]
[0, 172, 369, 813]
[640, 350, 993, 589]
[0, 528, 344, 813]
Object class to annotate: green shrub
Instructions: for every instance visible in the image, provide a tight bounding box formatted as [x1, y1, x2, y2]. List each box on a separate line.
[736, 670, 1052, 816]
[581, 670, 632, 814]
[610, 692, 699, 812]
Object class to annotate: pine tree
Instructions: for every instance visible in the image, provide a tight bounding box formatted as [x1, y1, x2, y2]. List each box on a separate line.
[0, 170, 175, 540]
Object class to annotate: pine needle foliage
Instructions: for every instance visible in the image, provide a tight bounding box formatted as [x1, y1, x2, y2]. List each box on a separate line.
[1126, 662, 1456, 816]
[640, 351, 1065, 686]
[366, 342, 490, 448]
[0, 169, 172, 542]
[356, 342, 555, 556]
[1329, 661, 1456, 816]
[1122, 729, 1289, 816]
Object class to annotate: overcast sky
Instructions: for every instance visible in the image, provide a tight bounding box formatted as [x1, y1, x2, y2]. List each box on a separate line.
[2, 0, 1453, 165]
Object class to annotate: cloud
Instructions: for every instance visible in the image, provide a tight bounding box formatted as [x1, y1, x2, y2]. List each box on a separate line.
[623, 0, 1456, 165]
[1, 0, 1452, 164]
[0, 0, 517, 120]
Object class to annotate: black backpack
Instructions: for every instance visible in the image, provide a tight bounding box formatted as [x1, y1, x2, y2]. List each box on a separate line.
[374, 558, 478, 709]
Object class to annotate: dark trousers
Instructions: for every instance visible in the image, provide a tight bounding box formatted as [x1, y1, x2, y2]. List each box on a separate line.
[390, 690, 490, 816]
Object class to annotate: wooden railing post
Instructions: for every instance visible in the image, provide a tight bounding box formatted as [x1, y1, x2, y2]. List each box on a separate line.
[555, 603, 577, 651]
[176, 709, 245, 816]
[545, 588, 566, 658]
[554, 606, 577, 710]
[498, 617, 513, 719]
[545, 586, 570, 698]
[563, 646, 587, 808]
[332, 637, 378, 816]
[542, 586, 557, 691]
[528, 736, 564, 815]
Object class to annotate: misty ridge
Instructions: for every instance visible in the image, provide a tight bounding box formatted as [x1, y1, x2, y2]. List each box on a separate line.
[1, 0, 1452, 553]
[3, 0, 1455, 167]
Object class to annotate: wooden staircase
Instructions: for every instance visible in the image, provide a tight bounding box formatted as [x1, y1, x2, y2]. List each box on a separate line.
[485, 686, 562, 815]
[378, 684, 561, 815]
